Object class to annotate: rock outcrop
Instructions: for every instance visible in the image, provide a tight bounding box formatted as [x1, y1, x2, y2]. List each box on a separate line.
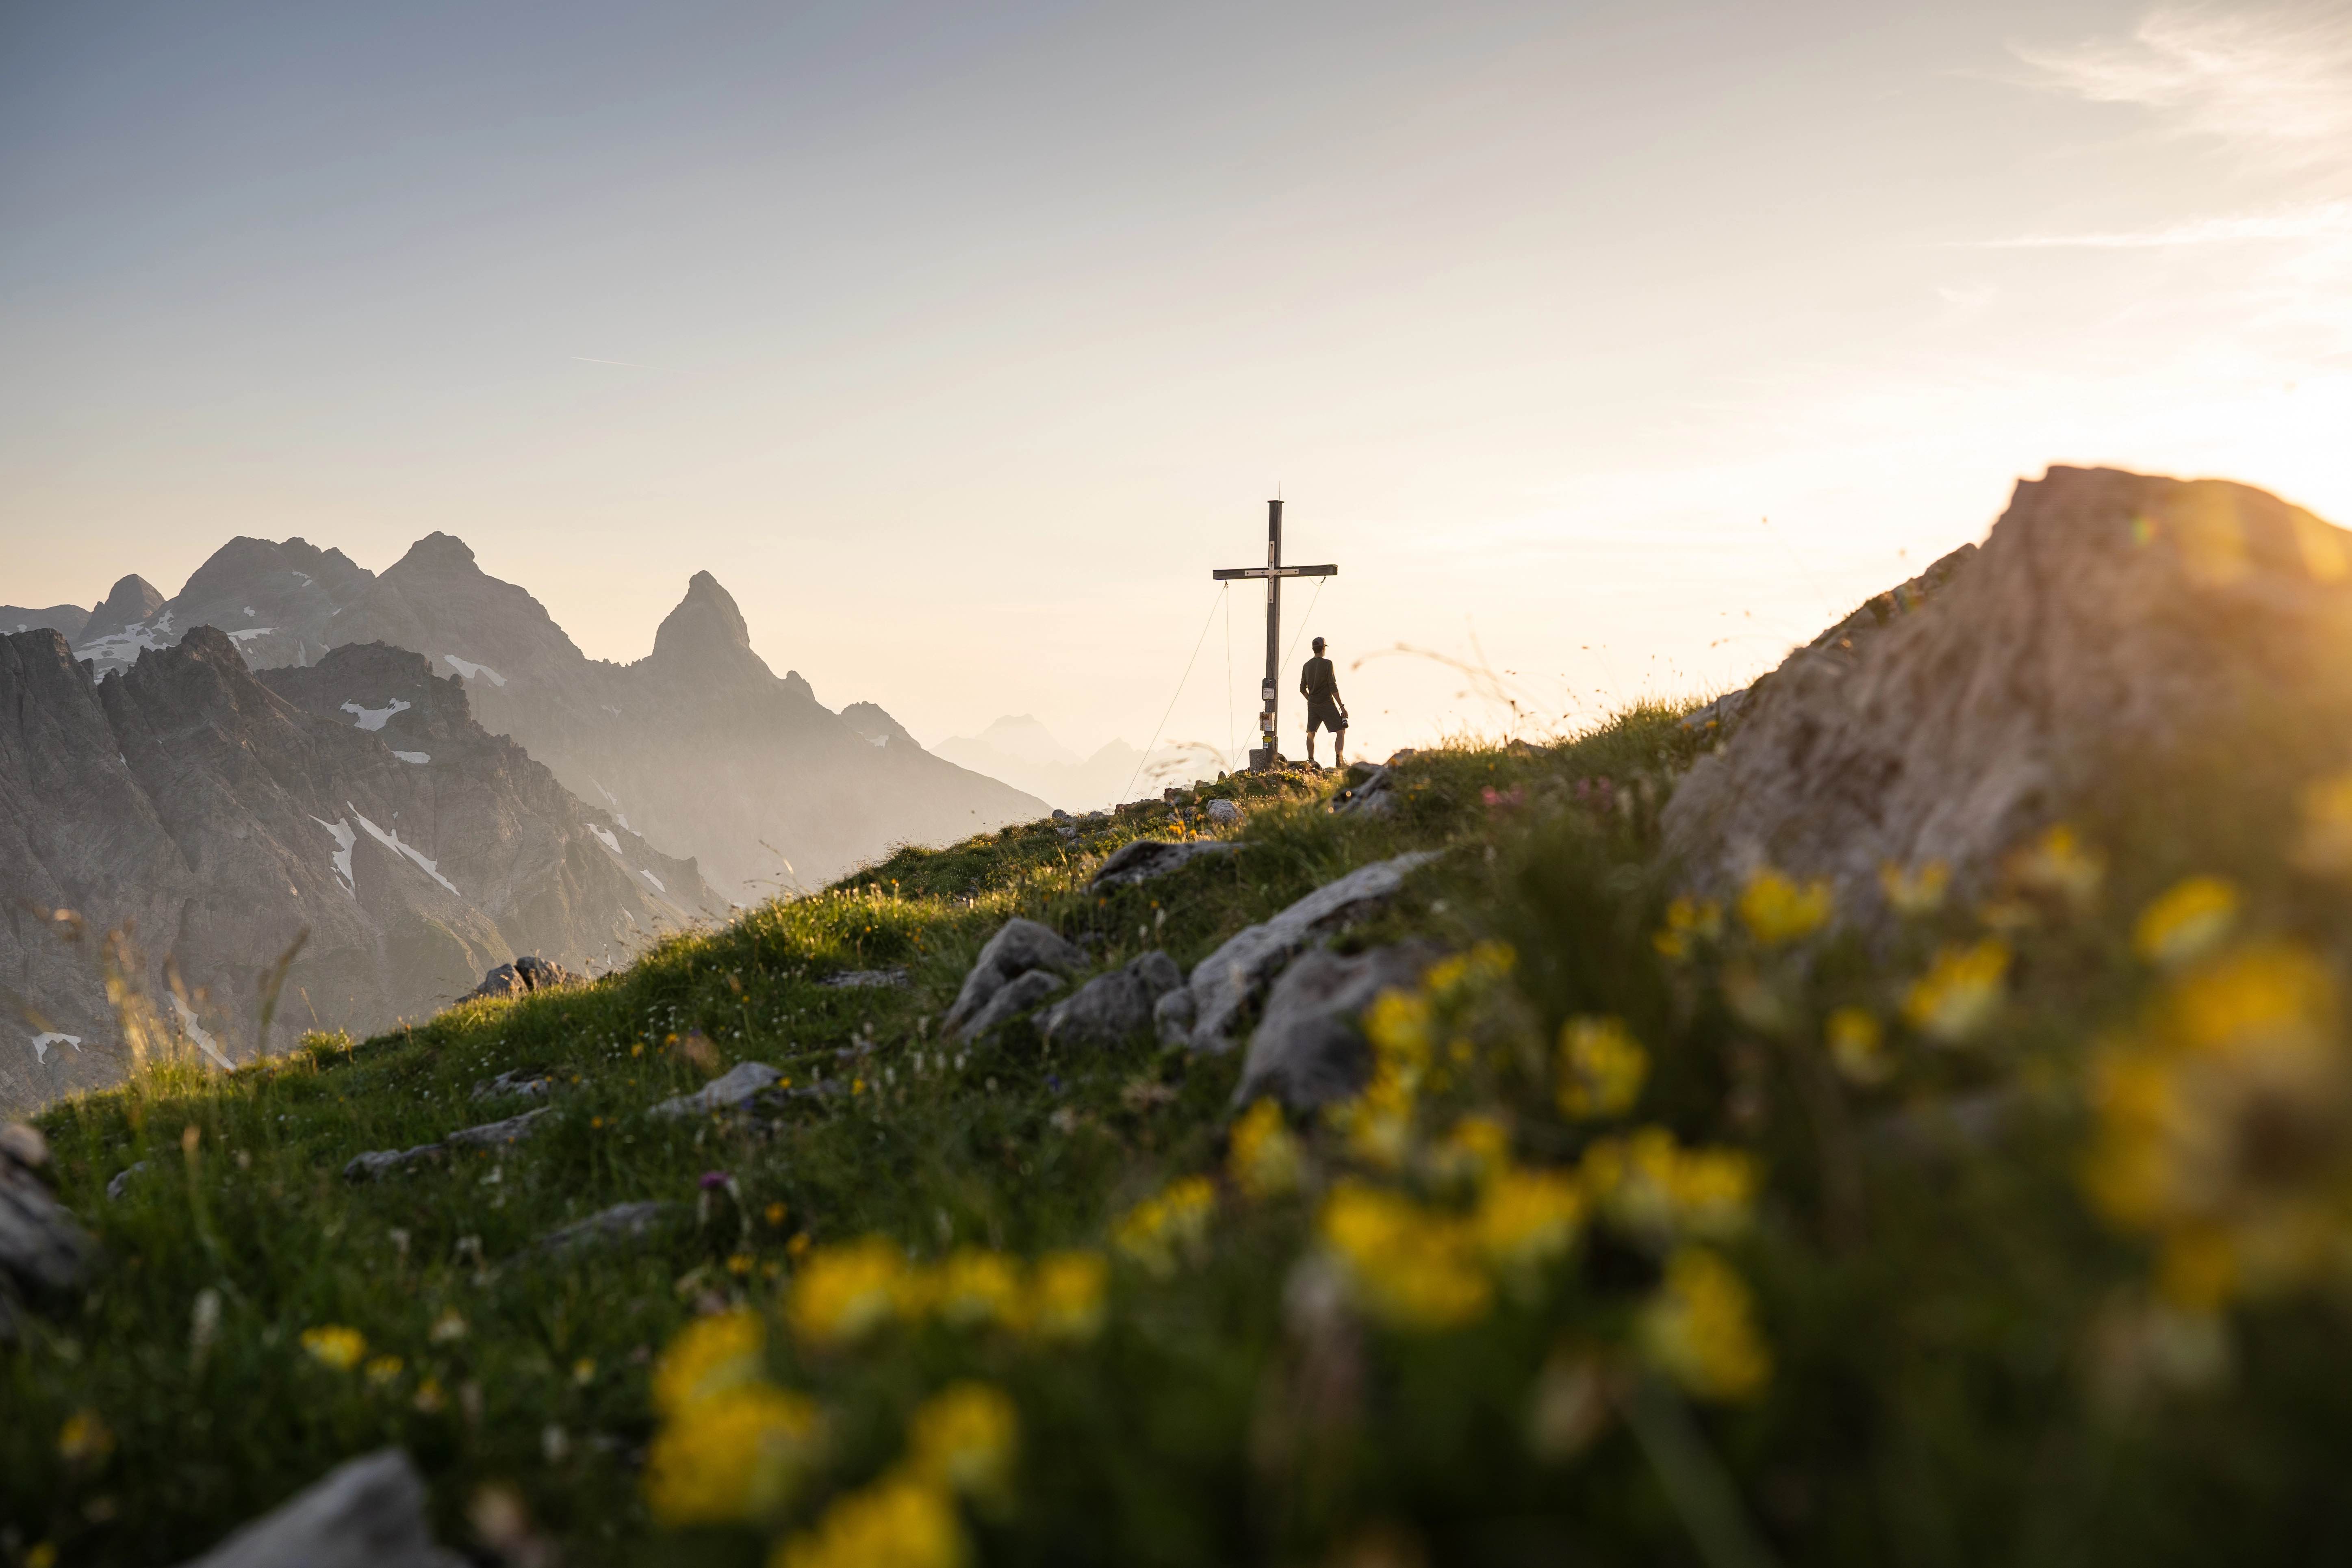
[1663, 468, 2352, 912]
[0, 629, 721, 1113]
[944, 919, 1088, 1040]
[460, 956, 580, 1002]
[1088, 838, 1236, 891]
[0, 1123, 93, 1341]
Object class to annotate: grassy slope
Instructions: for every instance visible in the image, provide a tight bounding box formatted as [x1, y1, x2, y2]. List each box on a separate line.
[10, 707, 2352, 1566]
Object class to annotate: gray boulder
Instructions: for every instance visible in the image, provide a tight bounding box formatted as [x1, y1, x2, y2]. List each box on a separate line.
[650, 1061, 782, 1119]
[1039, 951, 1185, 1049]
[1205, 798, 1242, 826]
[1, 1123, 92, 1340]
[1153, 986, 1198, 1046]
[957, 969, 1065, 1039]
[1233, 942, 1442, 1110]
[471, 1068, 553, 1102]
[1088, 838, 1237, 891]
[462, 956, 579, 1002]
[943, 919, 1086, 1039]
[1181, 851, 1443, 1052]
[171, 1449, 463, 1568]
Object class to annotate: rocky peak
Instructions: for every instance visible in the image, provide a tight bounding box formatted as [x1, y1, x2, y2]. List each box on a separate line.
[389, 532, 481, 577]
[84, 575, 165, 640]
[648, 572, 772, 685]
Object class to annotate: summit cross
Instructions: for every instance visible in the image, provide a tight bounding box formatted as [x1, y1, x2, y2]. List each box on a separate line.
[1213, 498, 1337, 771]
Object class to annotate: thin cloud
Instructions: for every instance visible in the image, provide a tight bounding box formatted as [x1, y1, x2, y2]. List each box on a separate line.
[1973, 200, 2352, 248]
[2015, 4, 2352, 154]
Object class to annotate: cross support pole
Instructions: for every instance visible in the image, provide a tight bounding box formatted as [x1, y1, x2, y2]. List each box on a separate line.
[1211, 499, 1337, 771]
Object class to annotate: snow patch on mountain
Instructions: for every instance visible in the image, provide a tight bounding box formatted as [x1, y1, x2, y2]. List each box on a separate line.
[393, 750, 430, 765]
[442, 655, 508, 686]
[170, 994, 234, 1070]
[313, 815, 357, 893]
[352, 808, 460, 895]
[588, 824, 621, 854]
[30, 1032, 80, 1065]
[340, 698, 411, 731]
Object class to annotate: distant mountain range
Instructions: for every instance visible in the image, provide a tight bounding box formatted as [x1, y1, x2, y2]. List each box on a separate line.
[1, 626, 721, 1113]
[4, 531, 1051, 1108]
[934, 715, 1219, 812]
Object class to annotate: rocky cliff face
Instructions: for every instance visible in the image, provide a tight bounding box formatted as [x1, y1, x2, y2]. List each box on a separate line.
[124, 534, 1046, 898]
[1663, 466, 2352, 915]
[0, 628, 721, 1113]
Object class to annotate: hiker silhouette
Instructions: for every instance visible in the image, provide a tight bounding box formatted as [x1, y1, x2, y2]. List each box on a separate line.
[1300, 636, 1347, 768]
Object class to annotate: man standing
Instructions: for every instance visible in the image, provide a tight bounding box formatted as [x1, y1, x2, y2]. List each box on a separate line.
[1300, 635, 1347, 768]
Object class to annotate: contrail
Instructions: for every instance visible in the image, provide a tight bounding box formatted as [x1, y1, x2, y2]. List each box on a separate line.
[571, 356, 648, 368]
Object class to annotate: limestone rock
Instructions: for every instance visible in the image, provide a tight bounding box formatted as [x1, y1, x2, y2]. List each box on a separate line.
[106, 1160, 149, 1201]
[1153, 985, 1197, 1046]
[943, 919, 1086, 1038]
[1662, 468, 2352, 915]
[959, 969, 1065, 1039]
[649, 1061, 783, 1119]
[1180, 851, 1444, 1052]
[820, 968, 909, 989]
[1205, 798, 1242, 826]
[471, 1069, 553, 1102]
[462, 956, 579, 1002]
[1039, 951, 1185, 1049]
[1087, 838, 1237, 891]
[1, 1121, 92, 1339]
[1233, 942, 1442, 1110]
[1330, 763, 1396, 817]
[171, 1449, 463, 1568]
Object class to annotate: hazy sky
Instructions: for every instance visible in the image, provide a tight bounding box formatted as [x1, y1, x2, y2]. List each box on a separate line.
[5, 0, 2348, 768]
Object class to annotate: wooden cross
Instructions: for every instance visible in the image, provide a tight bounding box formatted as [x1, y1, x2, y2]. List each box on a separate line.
[1213, 499, 1337, 770]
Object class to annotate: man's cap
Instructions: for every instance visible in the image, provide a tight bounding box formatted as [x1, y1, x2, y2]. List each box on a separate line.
[1311, 636, 1326, 652]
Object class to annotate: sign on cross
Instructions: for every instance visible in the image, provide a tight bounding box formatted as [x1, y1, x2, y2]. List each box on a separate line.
[1213, 499, 1336, 771]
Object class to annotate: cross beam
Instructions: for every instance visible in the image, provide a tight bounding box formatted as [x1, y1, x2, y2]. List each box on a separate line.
[1212, 499, 1337, 770]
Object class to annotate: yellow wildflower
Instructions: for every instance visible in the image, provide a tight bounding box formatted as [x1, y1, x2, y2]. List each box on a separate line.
[907, 1382, 1019, 1502]
[1557, 1016, 1647, 1119]
[414, 1377, 447, 1414]
[1112, 1176, 1216, 1276]
[2132, 876, 2241, 968]
[654, 1309, 768, 1416]
[2291, 772, 2352, 877]
[300, 1325, 367, 1372]
[1472, 1167, 1584, 1278]
[1824, 1007, 1890, 1086]
[1640, 1247, 1771, 1402]
[1902, 939, 2010, 1042]
[1023, 1251, 1108, 1342]
[1319, 1181, 1491, 1330]
[1877, 859, 1951, 917]
[1736, 867, 1833, 946]
[57, 1409, 113, 1463]
[1328, 1065, 1416, 1170]
[1423, 941, 1515, 1000]
[644, 1384, 825, 1527]
[2085, 943, 2350, 1307]
[364, 1355, 405, 1388]
[2009, 823, 2104, 907]
[1582, 1129, 1755, 1244]
[775, 1474, 966, 1568]
[26, 1546, 54, 1568]
[789, 1239, 913, 1348]
[1228, 1099, 1304, 1199]
[930, 1249, 1023, 1330]
[1363, 989, 1433, 1077]
[1429, 1114, 1512, 1188]
[1653, 896, 1723, 961]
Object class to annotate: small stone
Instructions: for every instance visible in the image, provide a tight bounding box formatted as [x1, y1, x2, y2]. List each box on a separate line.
[649, 1061, 782, 1119]
[170, 1448, 463, 1568]
[1153, 986, 1197, 1046]
[819, 968, 909, 989]
[345, 1108, 551, 1180]
[1087, 838, 1237, 891]
[532, 1200, 681, 1257]
[1205, 798, 1242, 826]
[106, 1160, 148, 1201]
[471, 1069, 553, 1102]
[445, 1107, 553, 1149]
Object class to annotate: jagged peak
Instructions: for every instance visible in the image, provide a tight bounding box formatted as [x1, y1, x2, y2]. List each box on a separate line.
[392, 531, 480, 573]
[651, 572, 765, 678]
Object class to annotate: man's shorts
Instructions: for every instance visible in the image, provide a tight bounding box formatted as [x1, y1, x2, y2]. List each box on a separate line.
[1306, 697, 1347, 735]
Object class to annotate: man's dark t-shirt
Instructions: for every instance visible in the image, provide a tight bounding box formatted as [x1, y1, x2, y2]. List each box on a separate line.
[1301, 656, 1346, 732]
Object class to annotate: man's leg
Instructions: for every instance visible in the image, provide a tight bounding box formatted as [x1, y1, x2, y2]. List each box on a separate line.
[1334, 724, 1346, 768]
[1304, 718, 1319, 767]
